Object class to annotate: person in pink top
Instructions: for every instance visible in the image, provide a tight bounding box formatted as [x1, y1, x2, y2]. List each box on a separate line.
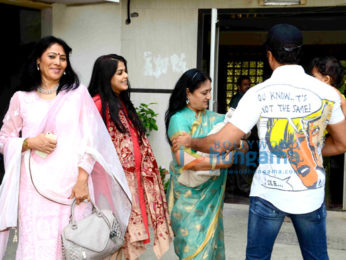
[89, 54, 173, 260]
[0, 36, 131, 259]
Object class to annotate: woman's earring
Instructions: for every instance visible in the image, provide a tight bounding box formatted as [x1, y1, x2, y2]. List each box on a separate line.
[36, 64, 40, 71]
[63, 71, 66, 75]
[186, 98, 190, 105]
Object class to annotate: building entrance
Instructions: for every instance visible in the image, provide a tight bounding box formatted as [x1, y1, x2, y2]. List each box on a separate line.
[0, 3, 41, 183]
[198, 7, 346, 209]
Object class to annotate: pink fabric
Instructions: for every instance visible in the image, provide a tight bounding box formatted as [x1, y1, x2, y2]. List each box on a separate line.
[0, 86, 131, 258]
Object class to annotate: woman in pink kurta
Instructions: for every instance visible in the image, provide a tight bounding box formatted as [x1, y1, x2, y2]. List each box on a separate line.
[0, 37, 131, 259]
[89, 54, 173, 260]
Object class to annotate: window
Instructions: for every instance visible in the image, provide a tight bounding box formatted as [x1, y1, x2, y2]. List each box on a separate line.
[226, 60, 264, 109]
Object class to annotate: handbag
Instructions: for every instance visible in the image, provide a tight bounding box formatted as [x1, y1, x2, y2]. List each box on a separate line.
[61, 199, 124, 260]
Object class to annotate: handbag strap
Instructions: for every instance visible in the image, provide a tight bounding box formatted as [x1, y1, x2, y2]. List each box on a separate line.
[26, 88, 72, 205]
[28, 150, 66, 205]
[69, 199, 113, 230]
[70, 198, 95, 225]
[28, 151, 92, 208]
[28, 152, 113, 230]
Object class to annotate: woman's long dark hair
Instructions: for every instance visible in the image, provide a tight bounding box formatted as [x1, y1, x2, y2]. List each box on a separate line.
[17, 35, 79, 93]
[310, 56, 345, 88]
[88, 54, 145, 135]
[165, 68, 211, 144]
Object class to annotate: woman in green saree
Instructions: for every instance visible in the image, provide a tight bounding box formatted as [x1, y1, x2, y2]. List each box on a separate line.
[165, 69, 234, 259]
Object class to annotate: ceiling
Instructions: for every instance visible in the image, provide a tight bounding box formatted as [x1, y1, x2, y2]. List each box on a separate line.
[0, 0, 119, 9]
[36, 0, 119, 4]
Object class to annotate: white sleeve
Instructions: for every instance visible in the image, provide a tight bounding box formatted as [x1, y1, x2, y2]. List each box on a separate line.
[328, 97, 345, 125]
[228, 89, 261, 133]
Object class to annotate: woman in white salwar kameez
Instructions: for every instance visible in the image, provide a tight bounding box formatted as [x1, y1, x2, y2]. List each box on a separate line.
[0, 36, 131, 259]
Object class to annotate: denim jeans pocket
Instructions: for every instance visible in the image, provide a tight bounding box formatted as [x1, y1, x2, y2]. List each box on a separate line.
[298, 203, 327, 222]
[250, 197, 284, 219]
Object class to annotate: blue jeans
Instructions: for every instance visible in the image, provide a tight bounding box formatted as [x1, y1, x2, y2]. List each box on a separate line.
[246, 197, 328, 260]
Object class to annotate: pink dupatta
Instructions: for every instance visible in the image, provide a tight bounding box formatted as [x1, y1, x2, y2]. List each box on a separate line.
[0, 85, 131, 258]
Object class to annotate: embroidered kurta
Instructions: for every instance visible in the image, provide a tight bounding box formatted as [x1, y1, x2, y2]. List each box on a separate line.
[93, 96, 173, 260]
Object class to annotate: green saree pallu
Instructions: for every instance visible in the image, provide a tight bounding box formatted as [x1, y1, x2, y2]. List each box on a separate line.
[167, 107, 227, 260]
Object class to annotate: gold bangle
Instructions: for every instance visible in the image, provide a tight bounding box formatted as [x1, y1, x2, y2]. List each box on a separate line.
[23, 138, 29, 150]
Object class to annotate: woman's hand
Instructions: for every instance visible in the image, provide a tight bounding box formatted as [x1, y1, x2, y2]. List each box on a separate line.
[172, 132, 192, 152]
[69, 168, 90, 205]
[27, 133, 57, 154]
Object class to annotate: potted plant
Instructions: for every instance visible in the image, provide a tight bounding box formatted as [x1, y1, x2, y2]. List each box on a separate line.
[136, 102, 169, 191]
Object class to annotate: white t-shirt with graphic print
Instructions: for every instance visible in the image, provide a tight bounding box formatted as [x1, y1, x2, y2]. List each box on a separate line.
[228, 65, 344, 214]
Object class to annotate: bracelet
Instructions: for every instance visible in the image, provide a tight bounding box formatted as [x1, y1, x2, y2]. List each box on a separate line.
[239, 140, 244, 150]
[23, 138, 29, 150]
[211, 156, 217, 170]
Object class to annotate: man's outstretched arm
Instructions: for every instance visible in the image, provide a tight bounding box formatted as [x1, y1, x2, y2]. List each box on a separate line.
[172, 122, 246, 153]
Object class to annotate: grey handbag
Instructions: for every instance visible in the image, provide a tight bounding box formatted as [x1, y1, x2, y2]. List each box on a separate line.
[61, 199, 124, 260]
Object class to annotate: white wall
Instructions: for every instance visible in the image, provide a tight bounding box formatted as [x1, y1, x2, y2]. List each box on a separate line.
[51, 2, 122, 86]
[120, 1, 200, 169]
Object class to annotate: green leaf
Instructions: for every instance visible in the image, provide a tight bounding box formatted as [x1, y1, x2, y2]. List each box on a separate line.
[135, 102, 159, 134]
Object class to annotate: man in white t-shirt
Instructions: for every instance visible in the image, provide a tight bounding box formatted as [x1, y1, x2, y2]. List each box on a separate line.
[173, 24, 346, 259]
